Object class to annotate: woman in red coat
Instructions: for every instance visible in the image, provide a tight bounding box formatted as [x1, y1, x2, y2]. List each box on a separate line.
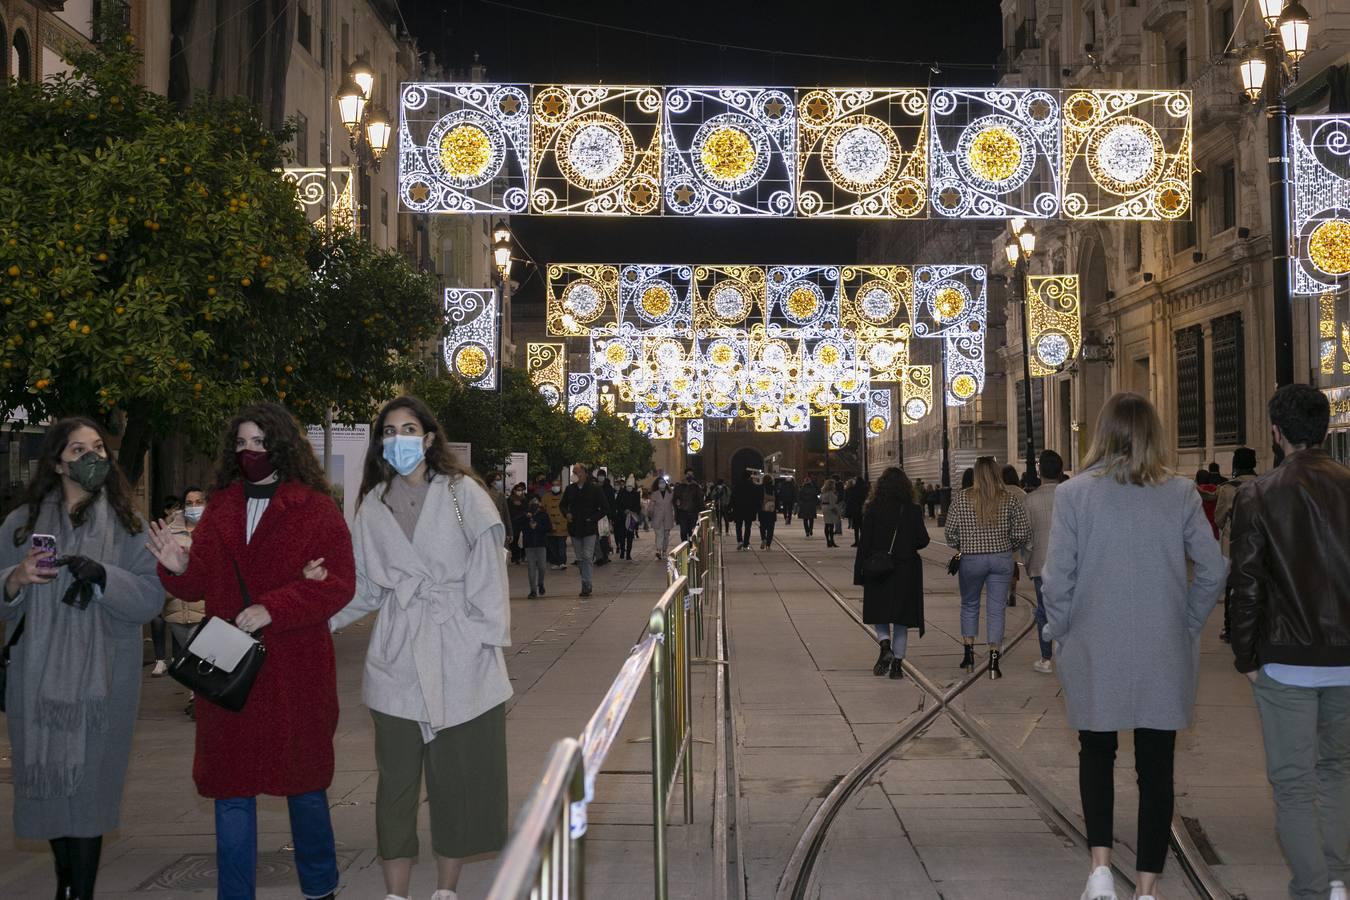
[148, 403, 355, 900]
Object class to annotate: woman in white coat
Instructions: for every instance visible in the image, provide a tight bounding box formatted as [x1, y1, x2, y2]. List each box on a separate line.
[648, 478, 677, 559]
[331, 396, 511, 900]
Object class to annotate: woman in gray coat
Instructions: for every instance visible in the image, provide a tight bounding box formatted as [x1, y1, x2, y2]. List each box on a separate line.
[1040, 394, 1225, 900]
[0, 418, 163, 900]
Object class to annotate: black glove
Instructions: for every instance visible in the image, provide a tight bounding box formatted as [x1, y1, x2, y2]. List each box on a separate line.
[55, 556, 107, 609]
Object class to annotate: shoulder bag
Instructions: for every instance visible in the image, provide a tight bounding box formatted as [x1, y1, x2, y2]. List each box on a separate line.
[169, 561, 266, 712]
[862, 526, 900, 581]
[0, 617, 25, 713]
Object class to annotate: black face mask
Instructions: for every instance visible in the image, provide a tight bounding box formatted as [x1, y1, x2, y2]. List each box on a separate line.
[67, 452, 111, 493]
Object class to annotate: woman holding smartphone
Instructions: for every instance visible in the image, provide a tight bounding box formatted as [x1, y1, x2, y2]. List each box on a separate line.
[147, 403, 355, 900]
[331, 396, 511, 900]
[0, 417, 163, 900]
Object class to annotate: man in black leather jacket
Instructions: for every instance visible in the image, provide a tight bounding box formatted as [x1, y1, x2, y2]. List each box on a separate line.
[1228, 384, 1350, 900]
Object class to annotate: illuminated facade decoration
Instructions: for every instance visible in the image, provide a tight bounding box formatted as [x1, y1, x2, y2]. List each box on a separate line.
[1320, 291, 1350, 376]
[1025, 274, 1082, 376]
[1291, 116, 1350, 296]
[399, 83, 531, 214]
[909, 265, 988, 402]
[929, 89, 1061, 219]
[798, 88, 928, 218]
[685, 418, 705, 454]
[694, 265, 767, 328]
[546, 264, 621, 335]
[442, 288, 498, 389]
[1061, 90, 1192, 220]
[901, 365, 933, 424]
[567, 372, 598, 423]
[282, 166, 355, 231]
[619, 264, 695, 331]
[827, 407, 851, 449]
[526, 342, 566, 408]
[865, 388, 893, 437]
[402, 85, 1191, 221]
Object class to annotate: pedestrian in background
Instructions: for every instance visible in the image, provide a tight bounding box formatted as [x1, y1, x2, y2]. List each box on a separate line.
[797, 474, 820, 537]
[560, 464, 610, 598]
[330, 396, 511, 900]
[944, 456, 1030, 679]
[614, 476, 642, 560]
[1214, 446, 1258, 643]
[592, 469, 615, 566]
[1229, 385, 1350, 900]
[507, 483, 529, 565]
[709, 478, 730, 535]
[540, 481, 569, 570]
[819, 479, 843, 548]
[854, 467, 929, 680]
[1000, 464, 1028, 606]
[758, 474, 778, 549]
[1195, 469, 1220, 539]
[148, 494, 182, 678]
[648, 477, 676, 560]
[846, 476, 868, 546]
[674, 470, 704, 543]
[1, 417, 163, 900]
[522, 495, 551, 598]
[775, 475, 797, 526]
[149, 403, 356, 900]
[163, 485, 208, 718]
[732, 473, 760, 551]
[1023, 451, 1062, 674]
[1040, 392, 1225, 900]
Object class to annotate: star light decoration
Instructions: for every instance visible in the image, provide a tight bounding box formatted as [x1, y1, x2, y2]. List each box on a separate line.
[526, 342, 566, 408]
[1290, 116, 1350, 296]
[1024, 274, 1082, 376]
[282, 166, 355, 231]
[442, 288, 498, 389]
[399, 83, 531, 214]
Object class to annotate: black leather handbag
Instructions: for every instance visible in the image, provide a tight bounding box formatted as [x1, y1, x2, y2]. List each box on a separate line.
[862, 528, 899, 581]
[169, 561, 265, 712]
[0, 617, 25, 714]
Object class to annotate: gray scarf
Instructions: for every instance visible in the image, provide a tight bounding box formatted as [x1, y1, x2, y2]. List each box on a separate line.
[16, 493, 119, 799]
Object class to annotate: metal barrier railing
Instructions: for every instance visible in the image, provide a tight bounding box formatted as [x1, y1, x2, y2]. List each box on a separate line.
[487, 507, 718, 900]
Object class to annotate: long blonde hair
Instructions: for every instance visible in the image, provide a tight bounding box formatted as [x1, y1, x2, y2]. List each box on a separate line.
[1081, 392, 1170, 485]
[970, 456, 1006, 525]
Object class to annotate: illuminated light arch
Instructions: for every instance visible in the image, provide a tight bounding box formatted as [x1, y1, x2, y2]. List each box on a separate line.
[442, 288, 498, 389]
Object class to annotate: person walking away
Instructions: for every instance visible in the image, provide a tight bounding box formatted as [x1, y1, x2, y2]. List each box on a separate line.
[732, 473, 760, 551]
[944, 456, 1030, 679]
[540, 482, 569, 570]
[615, 477, 642, 560]
[1001, 465, 1028, 606]
[854, 467, 930, 680]
[1039, 392, 1225, 900]
[673, 471, 704, 543]
[1022, 451, 1062, 674]
[507, 483, 529, 565]
[709, 478, 730, 535]
[1229, 385, 1350, 900]
[521, 495, 551, 598]
[163, 485, 208, 718]
[845, 476, 868, 545]
[758, 474, 779, 549]
[148, 403, 357, 900]
[1214, 446, 1258, 643]
[0, 418, 163, 900]
[329, 396, 511, 900]
[648, 478, 676, 560]
[560, 464, 610, 598]
[819, 479, 843, 547]
[592, 470, 615, 566]
[1195, 470, 1220, 539]
[798, 475, 820, 537]
[776, 476, 797, 525]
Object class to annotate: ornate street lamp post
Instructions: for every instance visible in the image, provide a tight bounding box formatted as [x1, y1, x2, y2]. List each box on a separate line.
[1006, 220, 1039, 486]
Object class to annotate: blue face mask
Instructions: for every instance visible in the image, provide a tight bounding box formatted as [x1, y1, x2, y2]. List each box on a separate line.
[382, 435, 426, 476]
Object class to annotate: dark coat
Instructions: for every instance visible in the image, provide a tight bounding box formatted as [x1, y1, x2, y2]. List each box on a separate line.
[853, 499, 930, 631]
[797, 480, 820, 518]
[775, 479, 797, 509]
[845, 480, 868, 520]
[158, 480, 357, 799]
[560, 479, 611, 537]
[732, 478, 761, 519]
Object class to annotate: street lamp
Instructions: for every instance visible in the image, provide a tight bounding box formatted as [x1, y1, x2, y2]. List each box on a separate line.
[1006, 220, 1040, 487]
[492, 220, 513, 281]
[334, 62, 389, 172]
[1238, 0, 1313, 387]
[335, 75, 367, 137]
[349, 53, 375, 101]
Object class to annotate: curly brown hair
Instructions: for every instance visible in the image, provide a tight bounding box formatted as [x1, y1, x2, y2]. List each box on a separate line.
[11, 417, 143, 546]
[213, 403, 331, 494]
[359, 395, 481, 508]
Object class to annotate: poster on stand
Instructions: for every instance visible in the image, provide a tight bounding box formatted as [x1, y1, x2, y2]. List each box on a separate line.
[446, 441, 473, 471]
[506, 452, 529, 491]
[306, 425, 370, 523]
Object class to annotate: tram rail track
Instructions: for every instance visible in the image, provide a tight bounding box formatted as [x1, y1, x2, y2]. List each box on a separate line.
[769, 541, 1231, 900]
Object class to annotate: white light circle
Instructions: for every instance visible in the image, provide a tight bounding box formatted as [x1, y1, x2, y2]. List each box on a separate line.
[711, 283, 750, 321]
[567, 123, 625, 184]
[833, 126, 891, 186]
[1096, 124, 1156, 186]
[1036, 332, 1072, 368]
[905, 397, 928, 420]
[562, 281, 604, 321]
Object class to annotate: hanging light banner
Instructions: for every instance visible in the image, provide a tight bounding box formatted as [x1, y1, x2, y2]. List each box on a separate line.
[864, 388, 893, 438]
[526, 342, 565, 408]
[1025, 274, 1082, 376]
[567, 372, 598, 423]
[401, 84, 1190, 220]
[685, 418, 705, 454]
[827, 407, 851, 449]
[901, 365, 933, 424]
[1290, 115, 1350, 296]
[442, 288, 498, 389]
[282, 166, 355, 231]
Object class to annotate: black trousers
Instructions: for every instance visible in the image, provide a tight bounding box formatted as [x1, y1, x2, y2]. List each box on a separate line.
[736, 517, 756, 547]
[1078, 728, 1176, 874]
[758, 513, 776, 546]
[802, 515, 814, 535]
[616, 522, 634, 558]
[676, 509, 697, 543]
[51, 836, 102, 899]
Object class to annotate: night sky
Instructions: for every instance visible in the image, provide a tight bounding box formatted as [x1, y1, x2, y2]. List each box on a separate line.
[397, 0, 1004, 309]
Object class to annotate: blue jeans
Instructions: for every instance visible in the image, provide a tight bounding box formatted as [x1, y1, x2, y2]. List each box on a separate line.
[1032, 576, 1052, 660]
[571, 535, 596, 590]
[958, 552, 1014, 645]
[215, 791, 338, 900]
[873, 624, 909, 657]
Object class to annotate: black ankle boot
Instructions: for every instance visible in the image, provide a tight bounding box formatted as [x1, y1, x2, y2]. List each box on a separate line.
[960, 644, 975, 672]
[888, 657, 904, 679]
[989, 649, 1003, 680]
[873, 639, 893, 676]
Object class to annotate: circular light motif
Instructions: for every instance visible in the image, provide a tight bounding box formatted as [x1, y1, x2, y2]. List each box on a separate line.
[967, 127, 1022, 182]
[710, 283, 751, 321]
[427, 110, 505, 189]
[655, 419, 673, 438]
[557, 114, 635, 190]
[760, 343, 789, 369]
[655, 339, 684, 365]
[815, 342, 842, 368]
[867, 342, 899, 369]
[640, 283, 674, 319]
[830, 429, 847, 448]
[539, 383, 561, 407]
[562, 281, 604, 322]
[604, 342, 630, 366]
[709, 341, 737, 367]
[692, 114, 770, 192]
[858, 282, 898, 325]
[868, 415, 886, 435]
[823, 118, 901, 192]
[454, 345, 488, 379]
[440, 124, 492, 180]
[689, 438, 703, 452]
[1088, 117, 1164, 195]
[934, 286, 967, 321]
[957, 116, 1035, 193]
[573, 405, 594, 424]
[783, 281, 824, 324]
[951, 374, 978, 399]
[1308, 219, 1350, 275]
[1036, 332, 1072, 368]
[905, 397, 928, 421]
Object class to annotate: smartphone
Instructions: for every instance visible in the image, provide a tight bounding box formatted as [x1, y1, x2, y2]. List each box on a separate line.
[31, 534, 58, 570]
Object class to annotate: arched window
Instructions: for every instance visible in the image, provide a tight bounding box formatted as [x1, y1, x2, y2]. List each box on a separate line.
[12, 28, 31, 82]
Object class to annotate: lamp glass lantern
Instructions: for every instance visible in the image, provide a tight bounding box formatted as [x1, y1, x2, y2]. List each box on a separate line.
[1278, 1, 1311, 61]
[1239, 46, 1268, 100]
[1018, 225, 1036, 256]
[492, 220, 511, 245]
[1257, 0, 1284, 28]
[349, 55, 375, 101]
[336, 76, 367, 135]
[1004, 240, 1021, 267]
[493, 239, 512, 280]
[364, 104, 392, 160]
[1009, 216, 1027, 236]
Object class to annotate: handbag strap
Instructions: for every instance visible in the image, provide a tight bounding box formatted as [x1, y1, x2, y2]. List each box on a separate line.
[1, 616, 24, 661]
[230, 559, 265, 639]
[887, 527, 899, 554]
[447, 478, 468, 535]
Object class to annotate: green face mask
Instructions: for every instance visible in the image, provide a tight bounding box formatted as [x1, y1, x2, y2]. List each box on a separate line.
[67, 451, 111, 493]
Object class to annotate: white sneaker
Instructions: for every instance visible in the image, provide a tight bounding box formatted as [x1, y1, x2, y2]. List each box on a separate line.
[1033, 658, 1054, 674]
[151, 660, 168, 677]
[1081, 866, 1117, 900]
[431, 892, 458, 900]
[384, 895, 409, 900]
[1330, 880, 1347, 900]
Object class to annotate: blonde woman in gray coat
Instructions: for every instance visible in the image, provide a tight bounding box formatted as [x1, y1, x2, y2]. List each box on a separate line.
[1040, 393, 1225, 900]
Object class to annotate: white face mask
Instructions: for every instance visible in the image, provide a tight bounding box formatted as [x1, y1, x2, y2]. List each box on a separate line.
[551, 485, 561, 495]
[183, 505, 205, 524]
[493, 479, 504, 491]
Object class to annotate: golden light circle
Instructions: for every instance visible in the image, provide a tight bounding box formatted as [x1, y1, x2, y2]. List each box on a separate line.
[817, 344, 840, 366]
[967, 126, 1022, 183]
[439, 124, 492, 179]
[868, 415, 886, 434]
[689, 438, 703, 452]
[787, 286, 819, 319]
[700, 126, 756, 183]
[605, 342, 628, 365]
[454, 345, 488, 378]
[952, 374, 977, 399]
[1308, 219, 1350, 275]
[641, 284, 673, 317]
[574, 405, 594, 424]
[710, 343, 736, 366]
[934, 287, 966, 321]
